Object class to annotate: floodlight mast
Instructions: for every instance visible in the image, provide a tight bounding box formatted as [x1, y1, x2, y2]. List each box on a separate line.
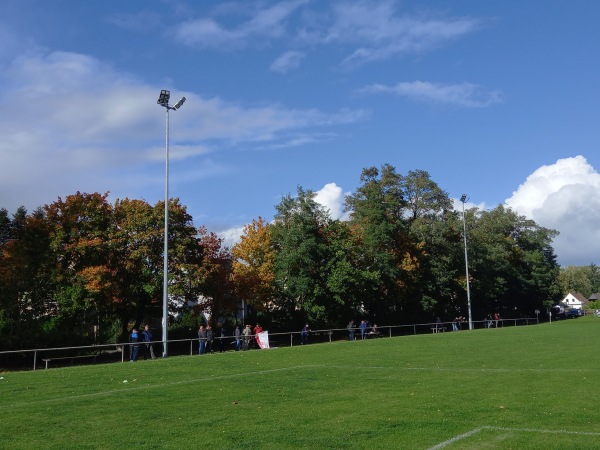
[460, 194, 473, 330]
[156, 89, 186, 357]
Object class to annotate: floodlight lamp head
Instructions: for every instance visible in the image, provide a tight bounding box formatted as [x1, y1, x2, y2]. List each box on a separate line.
[460, 194, 467, 203]
[157, 89, 171, 107]
[173, 97, 186, 110]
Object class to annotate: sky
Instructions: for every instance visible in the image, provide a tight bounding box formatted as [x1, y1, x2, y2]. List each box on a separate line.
[0, 0, 599, 267]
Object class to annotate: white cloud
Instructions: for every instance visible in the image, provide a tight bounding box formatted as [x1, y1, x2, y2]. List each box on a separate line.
[217, 181, 349, 250]
[359, 81, 502, 108]
[218, 225, 246, 250]
[270, 51, 305, 73]
[169, 1, 482, 68]
[107, 11, 161, 32]
[452, 198, 486, 212]
[505, 155, 600, 266]
[173, 0, 308, 49]
[327, 1, 482, 66]
[0, 49, 367, 214]
[314, 182, 349, 221]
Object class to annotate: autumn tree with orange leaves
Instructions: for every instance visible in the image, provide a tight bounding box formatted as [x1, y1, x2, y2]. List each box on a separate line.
[231, 217, 275, 313]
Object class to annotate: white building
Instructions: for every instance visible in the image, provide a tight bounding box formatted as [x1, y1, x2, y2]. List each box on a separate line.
[560, 292, 588, 310]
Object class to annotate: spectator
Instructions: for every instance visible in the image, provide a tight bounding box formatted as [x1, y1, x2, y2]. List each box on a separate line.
[234, 324, 241, 351]
[369, 324, 380, 338]
[242, 324, 252, 350]
[218, 325, 227, 353]
[359, 320, 368, 340]
[129, 328, 140, 362]
[198, 325, 207, 355]
[206, 325, 214, 354]
[494, 312, 502, 328]
[253, 323, 263, 349]
[347, 320, 355, 341]
[142, 324, 156, 360]
[301, 324, 310, 345]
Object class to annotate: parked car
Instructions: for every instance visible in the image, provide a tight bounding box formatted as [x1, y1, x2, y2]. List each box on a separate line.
[551, 305, 565, 320]
[566, 309, 583, 318]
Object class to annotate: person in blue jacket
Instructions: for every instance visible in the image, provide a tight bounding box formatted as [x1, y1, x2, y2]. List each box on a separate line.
[129, 328, 140, 362]
[301, 324, 310, 345]
[198, 325, 207, 355]
[142, 324, 156, 360]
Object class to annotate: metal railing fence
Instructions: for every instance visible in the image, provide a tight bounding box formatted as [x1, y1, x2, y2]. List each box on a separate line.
[0, 317, 537, 371]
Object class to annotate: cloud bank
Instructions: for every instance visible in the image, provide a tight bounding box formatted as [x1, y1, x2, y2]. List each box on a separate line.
[359, 81, 502, 108]
[505, 155, 600, 266]
[0, 49, 366, 214]
[170, 0, 482, 68]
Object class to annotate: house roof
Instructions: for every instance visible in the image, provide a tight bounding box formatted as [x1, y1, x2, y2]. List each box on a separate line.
[563, 291, 589, 304]
[589, 293, 600, 301]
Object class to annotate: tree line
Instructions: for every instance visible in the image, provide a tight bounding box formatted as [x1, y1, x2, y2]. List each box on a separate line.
[557, 264, 600, 298]
[0, 164, 562, 351]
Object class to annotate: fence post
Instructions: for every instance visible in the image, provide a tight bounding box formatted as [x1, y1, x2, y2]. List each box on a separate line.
[290, 334, 293, 347]
[190, 339, 193, 356]
[413, 325, 417, 335]
[33, 350, 37, 371]
[121, 345, 124, 363]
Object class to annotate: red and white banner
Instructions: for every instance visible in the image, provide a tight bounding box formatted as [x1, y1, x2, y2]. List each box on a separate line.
[256, 331, 270, 349]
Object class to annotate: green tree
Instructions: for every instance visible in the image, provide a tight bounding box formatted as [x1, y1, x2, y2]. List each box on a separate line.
[194, 226, 235, 326]
[590, 263, 600, 294]
[558, 265, 594, 297]
[43, 192, 114, 346]
[468, 205, 560, 318]
[401, 170, 458, 317]
[0, 208, 54, 349]
[271, 186, 331, 327]
[345, 164, 421, 323]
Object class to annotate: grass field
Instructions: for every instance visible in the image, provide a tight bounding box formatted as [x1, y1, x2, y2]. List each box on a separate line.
[1, 318, 600, 449]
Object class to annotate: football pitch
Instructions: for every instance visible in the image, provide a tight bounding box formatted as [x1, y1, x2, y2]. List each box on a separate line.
[1, 318, 599, 449]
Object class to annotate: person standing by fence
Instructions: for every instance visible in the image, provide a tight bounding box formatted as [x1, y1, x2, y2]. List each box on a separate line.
[198, 325, 207, 355]
[494, 312, 502, 328]
[218, 325, 227, 353]
[301, 324, 310, 345]
[206, 325, 214, 354]
[242, 324, 251, 350]
[347, 320, 355, 341]
[129, 328, 140, 362]
[142, 324, 156, 360]
[235, 324, 241, 351]
[359, 320, 368, 340]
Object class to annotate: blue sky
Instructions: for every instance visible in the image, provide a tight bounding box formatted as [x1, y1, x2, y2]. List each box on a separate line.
[1, 0, 599, 266]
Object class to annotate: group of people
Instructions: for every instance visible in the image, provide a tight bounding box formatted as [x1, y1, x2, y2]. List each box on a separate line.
[451, 316, 467, 331]
[346, 320, 380, 340]
[129, 322, 268, 361]
[197, 324, 230, 354]
[203, 323, 264, 353]
[485, 313, 503, 328]
[128, 325, 156, 362]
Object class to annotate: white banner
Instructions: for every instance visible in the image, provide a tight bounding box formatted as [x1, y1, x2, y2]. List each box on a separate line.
[256, 330, 270, 349]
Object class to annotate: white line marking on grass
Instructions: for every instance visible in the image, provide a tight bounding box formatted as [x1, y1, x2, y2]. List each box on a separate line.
[428, 427, 484, 449]
[2, 365, 317, 409]
[428, 426, 600, 449]
[321, 364, 599, 374]
[486, 426, 600, 436]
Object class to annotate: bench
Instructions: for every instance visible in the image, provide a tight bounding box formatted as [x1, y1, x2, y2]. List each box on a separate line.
[430, 326, 446, 333]
[42, 354, 97, 369]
